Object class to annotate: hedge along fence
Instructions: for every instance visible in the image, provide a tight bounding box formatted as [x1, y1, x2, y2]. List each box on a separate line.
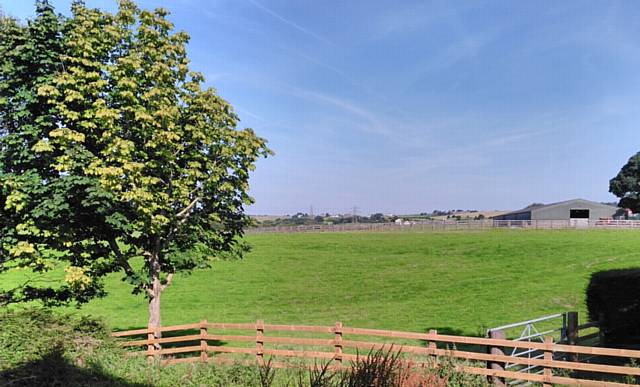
[113, 320, 640, 386]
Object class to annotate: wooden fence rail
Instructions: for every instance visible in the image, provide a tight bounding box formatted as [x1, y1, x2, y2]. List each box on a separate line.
[113, 320, 640, 386]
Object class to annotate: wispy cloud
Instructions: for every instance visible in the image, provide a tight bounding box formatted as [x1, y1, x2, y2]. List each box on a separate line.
[476, 128, 551, 149]
[402, 24, 505, 89]
[205, 72, 231, 82]
[286, 87, 394, 136]
[294, 52, 349, 79]
[234, 106, 267, 123]
[425, 35, 491, 72]
[283, 86, 434, 148]
[246, 0, 334, 46]
[371, 1, 487, 38]
[381, 126, 551, 182]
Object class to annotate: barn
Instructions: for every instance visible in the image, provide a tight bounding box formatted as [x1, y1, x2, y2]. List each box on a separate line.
[493, 199, 621, 221]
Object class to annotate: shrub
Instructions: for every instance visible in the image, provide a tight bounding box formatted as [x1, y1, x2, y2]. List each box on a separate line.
[586, 268, 640, 344]
[0, 309, 264, 387]
[0, 308, 129, 386]
[0, 308, 110, 371]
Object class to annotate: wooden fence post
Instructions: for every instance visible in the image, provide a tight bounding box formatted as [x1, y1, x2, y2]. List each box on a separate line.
[598, 312, 606, 347]
[334, 321, 343, 365]
[147, 326, 155, 363]
[566, 312, 578, 362]
[200, 319, 208, 363]
[428, 329, 438, 366]
[487, 329, 506, 387]
[256, 319, 265, 366]
[542, 336, 553, 387]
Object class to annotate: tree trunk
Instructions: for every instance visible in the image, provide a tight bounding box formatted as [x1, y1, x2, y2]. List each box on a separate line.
[148, 277, 162, 330]
[148, 251, 162, 350]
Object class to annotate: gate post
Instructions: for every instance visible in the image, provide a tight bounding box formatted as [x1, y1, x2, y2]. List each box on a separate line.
[487, 329, 506, 387]
[598, 312, 606, 347]
[566, 312, 578, 362]
[542, 336, 553, 387]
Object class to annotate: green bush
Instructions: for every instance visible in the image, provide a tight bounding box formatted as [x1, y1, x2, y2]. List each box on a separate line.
[586, 268, 640, 344]
[0, 309, 265, 386]
[0, 308, 110, 370]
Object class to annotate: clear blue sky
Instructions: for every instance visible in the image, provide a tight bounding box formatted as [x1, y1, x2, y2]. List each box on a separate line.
[3, 0, 639, 215]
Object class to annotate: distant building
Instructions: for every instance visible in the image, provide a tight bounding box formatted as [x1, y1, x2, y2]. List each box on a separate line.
[493, 199, 621, 221]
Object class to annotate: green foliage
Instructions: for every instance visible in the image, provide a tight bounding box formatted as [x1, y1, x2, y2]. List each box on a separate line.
[586, 268, 640, 344]
[434, 357, 489, 387]
[0, 1, 86, 304]
[258, 358, 278, 387]
[0, 0, 270, 314]
[256, 348, 487, 387]
[341, 347, 405, 387]
[254, 212, 389, 228]
[309, 364, 340, 386]
[0, 308, 485, 387]
[610, 151, 640, 212]
[624, 358, 639, 385]
[0, 309, 267, 386]
[0, 308, 110, 371]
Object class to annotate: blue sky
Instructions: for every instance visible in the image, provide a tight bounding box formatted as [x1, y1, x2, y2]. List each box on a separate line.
[3, 1, 640, 215]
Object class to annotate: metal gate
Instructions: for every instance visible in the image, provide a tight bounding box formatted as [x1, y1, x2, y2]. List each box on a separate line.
[487, 313, 569, 385]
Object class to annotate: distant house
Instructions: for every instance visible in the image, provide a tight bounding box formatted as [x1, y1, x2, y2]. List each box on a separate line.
[493, 199, 621, 221]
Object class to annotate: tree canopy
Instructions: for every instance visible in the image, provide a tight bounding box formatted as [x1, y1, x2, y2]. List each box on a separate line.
[0, 0, 270, 327]
[609, 152, 640, 212]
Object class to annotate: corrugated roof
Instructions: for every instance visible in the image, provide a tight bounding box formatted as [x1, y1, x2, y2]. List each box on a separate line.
[495, 198, 619, 218]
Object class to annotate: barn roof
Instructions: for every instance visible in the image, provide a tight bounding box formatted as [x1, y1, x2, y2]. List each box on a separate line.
[495, 198, 619, 218]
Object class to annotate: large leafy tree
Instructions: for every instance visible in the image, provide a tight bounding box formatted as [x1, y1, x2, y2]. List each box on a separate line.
[0, 1, 71, 304]
[610, 152, 640, 212]
[0, 0, 270, 331]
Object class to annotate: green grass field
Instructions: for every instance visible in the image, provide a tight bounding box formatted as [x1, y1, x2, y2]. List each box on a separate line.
[4, 229, 640, 335]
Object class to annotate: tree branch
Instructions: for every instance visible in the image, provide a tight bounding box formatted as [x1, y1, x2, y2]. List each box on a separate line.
[176, 197, 200, 219]
[108, 238, 135, 277]
[161, 273, 174, 292]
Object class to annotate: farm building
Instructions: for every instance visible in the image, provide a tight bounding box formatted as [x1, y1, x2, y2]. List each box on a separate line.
[493, 199, 621, 221]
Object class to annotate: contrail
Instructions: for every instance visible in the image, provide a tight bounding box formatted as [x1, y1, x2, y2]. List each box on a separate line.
[247, 0, 334, 46]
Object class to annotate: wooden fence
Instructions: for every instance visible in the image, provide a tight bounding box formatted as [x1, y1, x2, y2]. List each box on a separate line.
[113, 320, 640, 386]
[247, 219, 640, 234]
[248, 220, 493, 233]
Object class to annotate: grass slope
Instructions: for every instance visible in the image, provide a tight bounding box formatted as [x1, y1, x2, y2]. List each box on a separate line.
[0, 230, 640, 335]
[5, 230, 640, 335]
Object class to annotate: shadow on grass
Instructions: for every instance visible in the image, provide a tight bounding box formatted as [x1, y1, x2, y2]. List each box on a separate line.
[425, 327, 466, 336]
[0, 347, 149, 387]
[422, 326, 487, 353]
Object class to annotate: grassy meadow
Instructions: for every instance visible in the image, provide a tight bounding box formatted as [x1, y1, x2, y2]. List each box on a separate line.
[4, 229, 640, 335]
